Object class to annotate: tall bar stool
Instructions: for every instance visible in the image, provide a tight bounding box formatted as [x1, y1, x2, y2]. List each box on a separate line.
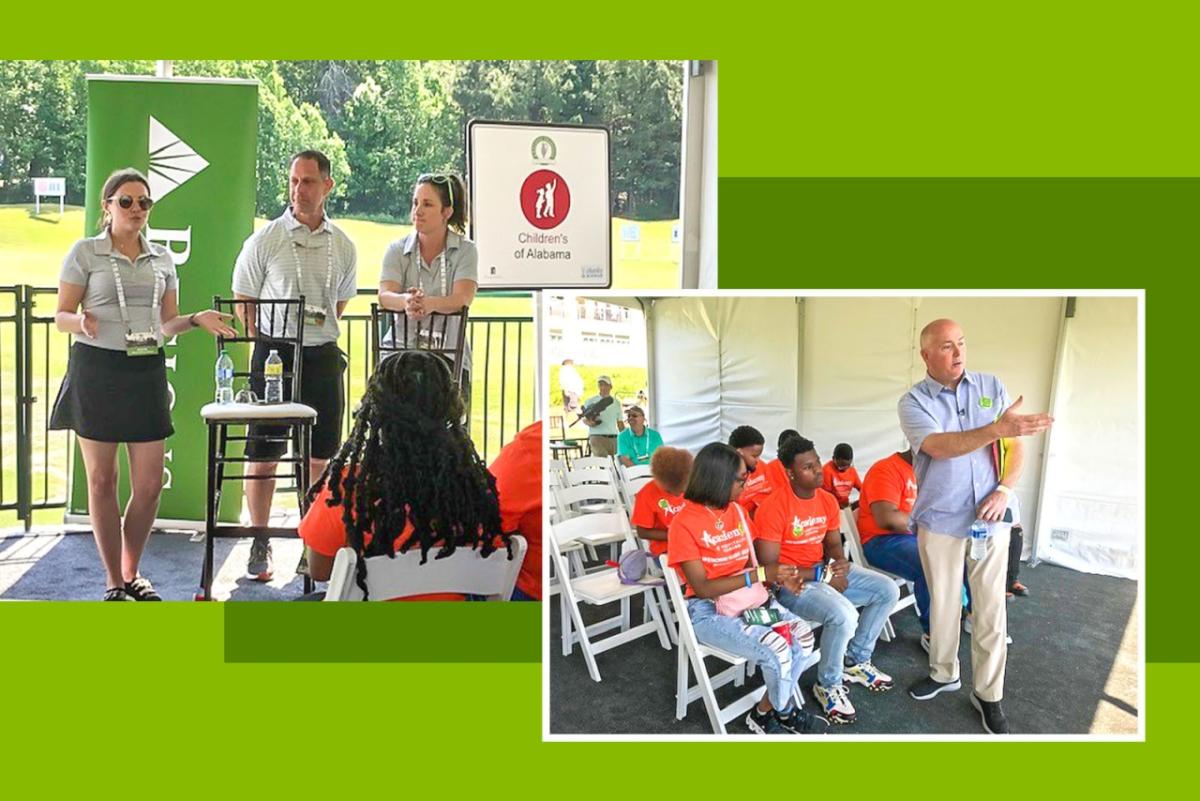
[196, 297, 315, 600]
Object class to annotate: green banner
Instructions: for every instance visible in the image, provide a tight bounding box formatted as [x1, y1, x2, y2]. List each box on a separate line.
[72, 76, 258, 524]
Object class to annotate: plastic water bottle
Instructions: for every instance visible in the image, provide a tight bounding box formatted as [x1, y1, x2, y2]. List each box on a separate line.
[969, 519, 990, 561]
[214, 349, 234, 404]
[264, 349, 283, 404]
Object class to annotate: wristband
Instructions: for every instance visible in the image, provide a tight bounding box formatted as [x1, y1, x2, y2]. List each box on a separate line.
[744, 571, 752, 588]
[813, 564, 822, 583]
[995, 485, 1012, 497]
[756, 566, 766, 584]
[188, 312, 199, 328]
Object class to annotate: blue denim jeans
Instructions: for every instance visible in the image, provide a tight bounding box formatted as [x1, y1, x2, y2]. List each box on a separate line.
[863, 533, 930, 633]
[776, 564, 899, 689]
[687, 597, 813, 711]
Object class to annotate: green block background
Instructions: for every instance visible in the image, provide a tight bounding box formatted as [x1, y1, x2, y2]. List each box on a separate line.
[4, 0, 1196, 791]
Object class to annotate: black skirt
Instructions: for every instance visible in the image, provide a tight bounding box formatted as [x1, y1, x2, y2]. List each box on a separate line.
[49, 342, 174, 443]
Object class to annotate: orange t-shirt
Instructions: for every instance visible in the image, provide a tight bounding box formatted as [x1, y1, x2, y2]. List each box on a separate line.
[630, 480, 685, 558]
[298, 482, 461, 601]
[822, 461, 862, 507]
[856, 453, 918, 546]
[753, 487, 840, 568]
[736, 462, 774, 517]
[667, 501, 754, 597]
[762, 458, 790, 494]
[490, 420, 543, 600]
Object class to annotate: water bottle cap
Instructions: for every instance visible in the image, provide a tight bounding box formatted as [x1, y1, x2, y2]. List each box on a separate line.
[269, 349, 278, 356]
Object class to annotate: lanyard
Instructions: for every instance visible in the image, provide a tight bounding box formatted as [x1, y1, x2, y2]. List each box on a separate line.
[630, 429, 650, 461]
[414, 235, 449, 296]
[109, 252, 162, 335]
[286, 224, 333, 311]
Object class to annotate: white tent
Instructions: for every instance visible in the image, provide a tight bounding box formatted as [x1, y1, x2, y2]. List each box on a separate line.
[635, 294, 1140, 579]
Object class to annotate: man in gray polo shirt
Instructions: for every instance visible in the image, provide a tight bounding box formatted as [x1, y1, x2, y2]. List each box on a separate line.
[898, 318, 1053, 734]
[581, 374, 622, 457]
[231, 149, 357, 581]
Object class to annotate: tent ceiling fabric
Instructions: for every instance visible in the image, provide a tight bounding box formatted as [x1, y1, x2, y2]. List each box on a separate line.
[645, 295, 1139, 579]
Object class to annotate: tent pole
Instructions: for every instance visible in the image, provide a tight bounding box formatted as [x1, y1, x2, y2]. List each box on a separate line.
[1029, 296, 1074, 568]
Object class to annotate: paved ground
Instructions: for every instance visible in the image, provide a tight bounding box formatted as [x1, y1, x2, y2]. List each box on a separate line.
[549, 562, 1140, 736]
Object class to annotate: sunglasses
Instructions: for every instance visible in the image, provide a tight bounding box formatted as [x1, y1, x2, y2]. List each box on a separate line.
[420, 173, 455, 210]
[110, 194, 154, 211]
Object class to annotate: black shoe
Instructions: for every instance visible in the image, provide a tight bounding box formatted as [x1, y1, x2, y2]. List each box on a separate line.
[124, 576, 163, 601]
[970, 693, 1010, 734]
[103, 587, 134, 601]
[909, 676, 961, 700]
[745, 708, 791, 735]
[777, 706, 831, 734]
[1009, 581, 1030, 597]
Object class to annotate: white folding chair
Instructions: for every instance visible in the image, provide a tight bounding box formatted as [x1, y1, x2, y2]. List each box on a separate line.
[660, 556, 818, 734]
[324, 535, 528, 601]
[569, 455, 616, 475]
[551, 513, 671, 682]
[616, 462, 654, 513]
[840, 508, 918, 642]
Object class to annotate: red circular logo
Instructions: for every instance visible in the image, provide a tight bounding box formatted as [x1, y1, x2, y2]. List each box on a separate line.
[520, 170, 570, 229]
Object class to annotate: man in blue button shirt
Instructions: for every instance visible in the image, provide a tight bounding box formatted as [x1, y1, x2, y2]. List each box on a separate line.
[898, 319, 1053, 734]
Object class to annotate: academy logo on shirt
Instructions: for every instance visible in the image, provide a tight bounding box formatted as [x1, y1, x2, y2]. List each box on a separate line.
[790, 514, 827, 539]
[658, 498, 684, 515]
[147, 116, 209, 201]
[701, 526, 745, 549]
[980, 396, 993, 409]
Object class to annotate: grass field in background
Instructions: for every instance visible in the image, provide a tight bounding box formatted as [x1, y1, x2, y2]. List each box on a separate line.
[546, 362, 648, 442]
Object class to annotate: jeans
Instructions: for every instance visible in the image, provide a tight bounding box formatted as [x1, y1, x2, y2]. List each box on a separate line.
[687, 597, 813, 711]
[776, 564, 899, 689]
[863, 533, 930, 634]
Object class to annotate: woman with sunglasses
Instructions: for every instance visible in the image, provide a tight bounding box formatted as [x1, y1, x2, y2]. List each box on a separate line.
[378, 173, 477, 399]
[50, 167, 235, 601]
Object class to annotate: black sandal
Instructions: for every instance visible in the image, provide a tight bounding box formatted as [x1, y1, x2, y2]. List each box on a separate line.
[124, 576, 163, 601]
[103, 587, 133, 601]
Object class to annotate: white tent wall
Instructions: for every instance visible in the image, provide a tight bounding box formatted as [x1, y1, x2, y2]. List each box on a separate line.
[1032, 297, 1140, 579]
[648, 297, 800, 451]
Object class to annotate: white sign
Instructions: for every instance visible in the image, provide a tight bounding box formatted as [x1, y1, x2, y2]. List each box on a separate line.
[468, 121, 611, 289]
[34, 177, 66, 196]
[33, 176, 66, 214]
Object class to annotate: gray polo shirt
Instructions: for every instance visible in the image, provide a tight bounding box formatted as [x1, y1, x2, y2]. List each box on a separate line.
[379, 231, 478, 372]
[380, 231, 479, 295]
[60, 231, 178, 351]
[898, 370, 1021, 538]
[232, 208, 357, 346]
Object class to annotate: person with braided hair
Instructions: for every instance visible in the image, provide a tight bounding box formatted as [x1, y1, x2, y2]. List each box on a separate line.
[297, 349, 509, 600]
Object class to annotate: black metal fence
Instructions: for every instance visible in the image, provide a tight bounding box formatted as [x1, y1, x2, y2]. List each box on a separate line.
[0, 286, 534, 530]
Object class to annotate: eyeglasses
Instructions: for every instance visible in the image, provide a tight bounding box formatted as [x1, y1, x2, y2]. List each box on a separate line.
[420, 173, 455, 210]
[110, 194, 154, 211]
[733, 475, 747, 486]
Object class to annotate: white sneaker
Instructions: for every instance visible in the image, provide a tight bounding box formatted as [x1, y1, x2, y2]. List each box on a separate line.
[843, 660, 894, 692]
[812, 683, 856, 724]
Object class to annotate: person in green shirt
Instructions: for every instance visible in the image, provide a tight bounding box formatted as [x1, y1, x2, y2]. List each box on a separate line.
[582, 374, 622, 457]
[617, 405, 663, 467]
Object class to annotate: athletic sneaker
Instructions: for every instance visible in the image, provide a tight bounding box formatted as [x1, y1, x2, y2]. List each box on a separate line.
[745, 708, 791, 735]
[970, 692, 1011, 734]
[1009, 581, 1030, 597]
[920, 633, 931, 653]
[247, 538, 274, 581]
[124, 576, 162, 601]
[963, 616, 1013, 643]
[776, 706, 831, 734]
[103, 587, 135, 601]
[812, 683, 856, 724]
[844, 660, 894, 692]
[909, 676, 962, 700]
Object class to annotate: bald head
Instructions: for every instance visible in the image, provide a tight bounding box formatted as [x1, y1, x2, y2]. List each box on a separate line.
[920, 318, 966, 385]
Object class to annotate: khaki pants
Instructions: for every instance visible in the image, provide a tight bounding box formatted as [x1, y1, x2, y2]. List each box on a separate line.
[918, 525, 1011, 702]
[589, 435, 617, 457]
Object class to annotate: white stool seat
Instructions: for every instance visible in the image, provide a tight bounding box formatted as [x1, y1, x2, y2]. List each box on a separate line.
[200, 401, 318, 422]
